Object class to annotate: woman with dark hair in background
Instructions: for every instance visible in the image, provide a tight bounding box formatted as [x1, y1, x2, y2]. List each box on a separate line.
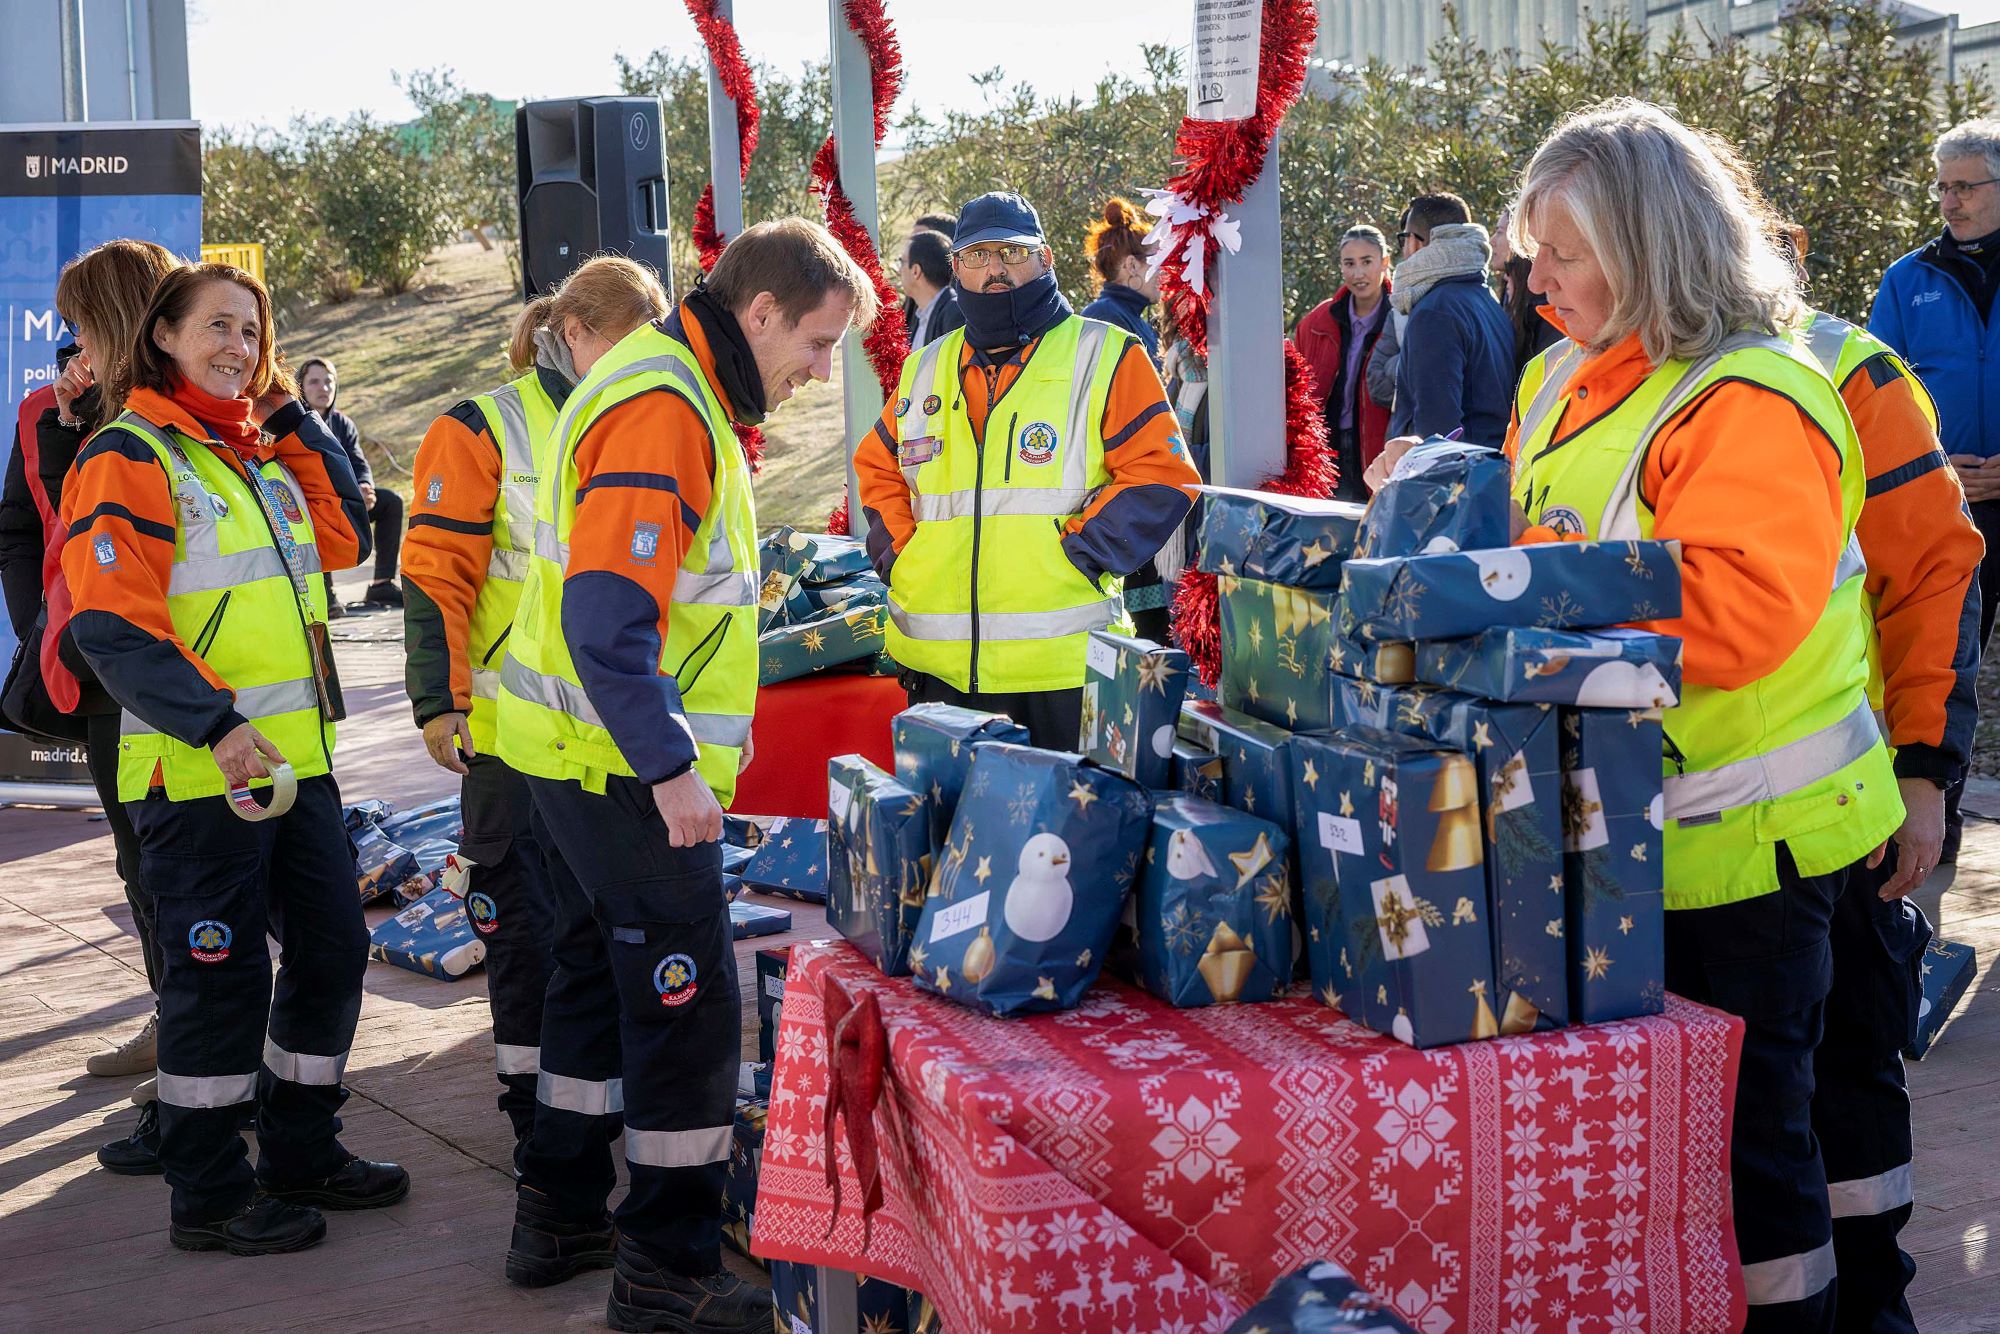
[0, 240, 180, 1142]
[1081, 196, 1162, 365]
[1296, 224, 1394, 500]
[298, 356, 405, 612]
[1493, 207, 1565, 372]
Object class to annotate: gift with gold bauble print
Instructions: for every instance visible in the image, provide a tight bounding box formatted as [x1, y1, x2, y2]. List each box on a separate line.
[1194, 485, 1365, 589]
[892, 702, 1032, 849]
[721, 1095, 768, 1265]
[1416, 625, 1682, 708]
[1217, 574, 1340, 732]
[910, 743, 1153, 1017]
[1329, 591, 1415, 686]
[738, 815, 831, 903]
[1340, 539, 1682, 643]
[1559, 707, 1667, 1023]
[1136, 794, 1295, 1007]
[1330, 677, 1568, 1031]
[826, 754, 935, 976]
[1286, 727, 1497, 1048]
[1081, 629, 1190, 788]
[1172, 739, 1225, 804]
[756, 524, 812, 631]
[757, 599, 890, 686]
[1352, 438, 1511, 560]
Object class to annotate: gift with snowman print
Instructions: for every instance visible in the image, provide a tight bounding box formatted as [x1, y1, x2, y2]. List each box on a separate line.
[1415, 625, 1683, 708]
[1134, 794, 1295, 1008]
[1080, 629, 1190, 789]
[1339, 538, 1682, 643]
[910, 743, 1152, 1017]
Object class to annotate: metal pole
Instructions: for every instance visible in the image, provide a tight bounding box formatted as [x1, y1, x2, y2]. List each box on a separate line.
[1207, 134, 1286, 487]
[705, 0, 745, 245]
[60, 0, 89, 122]
[829, 0, 882, 542]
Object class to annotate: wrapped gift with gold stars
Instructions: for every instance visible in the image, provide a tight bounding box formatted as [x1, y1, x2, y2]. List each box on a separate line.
[1217, 574, 1341, 732]
[1136, 794, 1295, 1007]
[1287, 727, 1498, 1048]
[1194, 485, 1365, 589]
[757, 598, 890, 686]
[892, 702, 1031, 848]
[756, 525, 813, 631]
[1560, 707, 1668, 1023]
[1081, 629, 1190, 788]
[910, 743, 1151, 1017]
[1341, 539, 1682, 643]
[1329, 595, 1416, 687]
[1330, 678, 1567, 1031]
[1172, 740, 1225, 803]
[826, 754, 934, 976]
[738, 816, 830, 903]
[1415, 625, 1682, 708]
[769, 1261, 925, 1334]
[1352, 439, 1512, 560]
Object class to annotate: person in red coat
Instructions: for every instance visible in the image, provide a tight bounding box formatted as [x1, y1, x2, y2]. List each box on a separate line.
[1295, 224, 1394, 499]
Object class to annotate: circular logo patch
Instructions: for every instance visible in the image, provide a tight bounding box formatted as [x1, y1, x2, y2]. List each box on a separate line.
[1016, 420, 1058, 467]
[189, 919, 233, 963]
[206, 492, 230, 518]
[1540, 505, 1588, 538]
[894, 396, 910, 417]
[653, 953, 698, 1007]
[467, 890, 499, 936]
[921, 394, 942, 416]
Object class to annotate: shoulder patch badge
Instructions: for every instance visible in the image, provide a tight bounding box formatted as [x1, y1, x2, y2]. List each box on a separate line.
[630, 521, 661, 564]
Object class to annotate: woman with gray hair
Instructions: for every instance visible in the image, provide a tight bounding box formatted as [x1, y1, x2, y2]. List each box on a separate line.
[1372, 98, 1900, 1333]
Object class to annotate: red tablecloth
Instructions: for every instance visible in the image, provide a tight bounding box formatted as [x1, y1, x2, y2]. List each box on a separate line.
[753, 940, 1748, 1333]
[733, 674, 907, 818]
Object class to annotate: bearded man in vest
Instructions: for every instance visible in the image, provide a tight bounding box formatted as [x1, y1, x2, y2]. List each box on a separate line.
[855, 191, 1201, 748]
[494, 220, 873, 1333]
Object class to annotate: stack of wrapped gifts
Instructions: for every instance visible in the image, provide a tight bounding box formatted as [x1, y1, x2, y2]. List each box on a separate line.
[756, 529, 896, 685]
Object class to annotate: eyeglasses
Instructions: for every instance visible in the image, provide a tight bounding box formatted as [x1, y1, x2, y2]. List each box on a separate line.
[954, 244, 1037, 269]
[1929, 177, 2000, 200]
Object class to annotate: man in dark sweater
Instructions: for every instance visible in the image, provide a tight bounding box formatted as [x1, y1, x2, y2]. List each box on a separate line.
[299, 357, 403, 610]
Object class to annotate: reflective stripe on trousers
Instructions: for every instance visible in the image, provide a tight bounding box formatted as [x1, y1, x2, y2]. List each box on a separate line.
[1741, 1237, 1837, 1306]
[495, 1043, 541, 1076]
[1828, 1161, 1914, 1219]
[625, 1124, 733, 1168]
[1662, 699, 1882, 823]
[156, 1069, 259, 1109]
[263, 1036, 348, 1085]
[537, 1069, 623, 1116]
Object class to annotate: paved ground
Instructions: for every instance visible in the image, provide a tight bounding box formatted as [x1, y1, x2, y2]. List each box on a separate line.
[0, 576, 1994, 1330]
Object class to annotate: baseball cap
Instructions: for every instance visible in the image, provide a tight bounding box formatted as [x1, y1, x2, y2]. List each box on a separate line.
[952, 192, 1045, 250]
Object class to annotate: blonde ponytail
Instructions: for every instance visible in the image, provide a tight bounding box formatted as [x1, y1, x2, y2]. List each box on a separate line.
[508, 294, 558, 373]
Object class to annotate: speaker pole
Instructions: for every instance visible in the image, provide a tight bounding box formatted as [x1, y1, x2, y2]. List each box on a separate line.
[829, 0, 881, 543]
[704, 0, 745, 244]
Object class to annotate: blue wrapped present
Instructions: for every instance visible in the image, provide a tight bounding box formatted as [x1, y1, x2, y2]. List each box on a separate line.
[911, 744, 1151, 1017]
[378, 795, 464, 849]
[1137, 795, 1294, 1006]
[1195, 485, 1365, 590]
[392, 836, 462, 905]
[351, 822, 419, 904]
[369, 886, 486, 980]
[722, 1096, 767, 1264]
[892, 702, 1031, 848]
[826, 755, 932, 976]
[721, 843, 756, 901]
[1329, 604, 1415, 685]
[1172, 740, 1224, 803]
[1218, 576, 1339, 732]
[759, 601, 889, 686]
[792, 532, 872, 585]
[785, 570, 887, 623]
[1226, 1260, 1417, 1333]
[1341, 539, 1682, 642]
[738, 816, 829, 902]
[342, 798, 393, 832]
[1353, 439, 1511, 559]
[1330, 678, 1567, 1030]
[1178, 700, 1296, 831]
[723, 814, 767, 849]
[1082, 629, 1190, 788]
[770, 1262, 922, 1334]
[756, 946, 789, 1065]
[1288, 727, 1497, 1047]
[757, 525, 812, 631]
[731, 901, 792, 939]
[1910, 936, 1977, 1059]
[1559, 708, 1667, 1023]
[1416, 625, 1682, 707]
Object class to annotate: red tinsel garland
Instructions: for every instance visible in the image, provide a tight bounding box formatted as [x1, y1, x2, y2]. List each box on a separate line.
[812, 0, 908, 535]
[1160, 0, 1331, 687]
[684, 0, 762, 273]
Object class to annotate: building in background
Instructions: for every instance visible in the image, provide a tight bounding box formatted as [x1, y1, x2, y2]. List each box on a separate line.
[2, 0, 191, 124]
[1315, 0, 2000, 88]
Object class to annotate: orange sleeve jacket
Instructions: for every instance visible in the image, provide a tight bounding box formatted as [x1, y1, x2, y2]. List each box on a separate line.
[853, 336, 1200, 581]
[60, 390, 365, 748]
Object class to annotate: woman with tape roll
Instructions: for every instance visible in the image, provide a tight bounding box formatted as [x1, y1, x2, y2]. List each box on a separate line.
[61, 262, 409, 1257]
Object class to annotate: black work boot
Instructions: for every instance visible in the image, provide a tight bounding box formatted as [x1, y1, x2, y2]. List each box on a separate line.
[260, 1156, 409, 1210]
[506, 1185, 615, 1288]
[170, 1195, 326, 1256]
[606, 1239, 773, 1332]
[96, 1099, 163, 1176]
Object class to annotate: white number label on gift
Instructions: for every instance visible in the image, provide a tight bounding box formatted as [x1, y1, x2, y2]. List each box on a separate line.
[930, 890, 990, 943]
[1319, 811, 1364, 857]
[827, 780, 853, 822]
[764, 973, 788, 1001]
[1086, 638, 1119, 679]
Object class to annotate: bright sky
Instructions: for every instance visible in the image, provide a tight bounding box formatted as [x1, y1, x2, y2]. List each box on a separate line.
[184, 0, 1190, 143]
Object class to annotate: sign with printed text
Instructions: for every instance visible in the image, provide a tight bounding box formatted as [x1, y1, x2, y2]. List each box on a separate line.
[1190, 0, 1263, 123]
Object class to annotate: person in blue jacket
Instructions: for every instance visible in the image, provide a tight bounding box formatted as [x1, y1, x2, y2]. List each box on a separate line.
[1081, 196, 1162, 366]
[1870, 116, 2000, 862]
[1384, 193, 1517, 448]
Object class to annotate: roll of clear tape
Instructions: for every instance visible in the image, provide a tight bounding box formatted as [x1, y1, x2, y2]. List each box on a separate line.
[226, 762, 297, 822]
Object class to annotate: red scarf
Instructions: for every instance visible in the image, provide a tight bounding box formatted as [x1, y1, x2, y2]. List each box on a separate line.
[168, 375, 262, 453]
